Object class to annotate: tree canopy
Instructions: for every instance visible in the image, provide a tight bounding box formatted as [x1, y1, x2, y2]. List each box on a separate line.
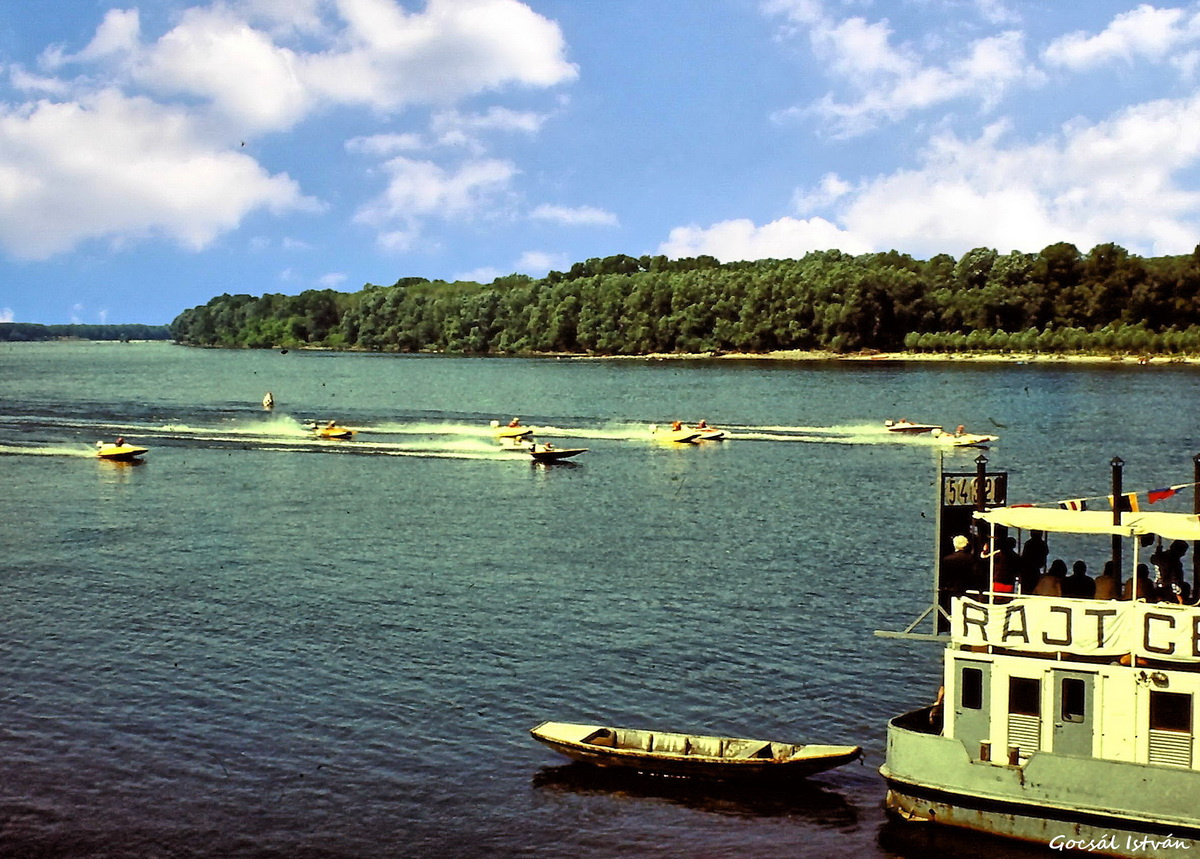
[0, 323, 172, 342]
[169, 244, 1200, 356]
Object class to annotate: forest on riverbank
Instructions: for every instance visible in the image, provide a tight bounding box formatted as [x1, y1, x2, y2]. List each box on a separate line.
[0, 323, 171, 342]
[169, 242, 1200, 356]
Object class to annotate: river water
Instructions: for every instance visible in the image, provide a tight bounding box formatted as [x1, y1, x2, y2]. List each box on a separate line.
[3, 341, 1199, 858]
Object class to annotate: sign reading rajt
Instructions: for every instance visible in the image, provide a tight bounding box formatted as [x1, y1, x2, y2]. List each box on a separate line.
[952, 596, 1200, 661]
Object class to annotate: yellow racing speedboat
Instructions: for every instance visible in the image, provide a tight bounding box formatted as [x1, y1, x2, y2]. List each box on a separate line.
[95, 441, 148, 461]
[650, 423, 701, 443]
[310, 422, 356, 439]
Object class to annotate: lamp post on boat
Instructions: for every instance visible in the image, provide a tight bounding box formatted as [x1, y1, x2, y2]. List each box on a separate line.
[1193, 453, 1200, 597]
[1112, 456, 1124, 589]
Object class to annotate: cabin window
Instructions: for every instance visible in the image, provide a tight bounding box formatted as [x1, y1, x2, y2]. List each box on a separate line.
[1061, 678, 1086, 723]
[960, 666, 983, 710]
[1150, 691, 1193, 733]
[1009, 677, 1040, 717]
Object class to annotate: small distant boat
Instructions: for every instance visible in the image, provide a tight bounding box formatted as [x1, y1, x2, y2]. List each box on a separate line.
[96, 440, 147, 461]
[262, 392, 275, 410]
[692, 422, 727, 441]
[492, 419, 534, 440]
[931, 426, 997, 448]
[885, 419, 942, 434]
[531, 721, 861, 781]
[529, 444, 587, 463]
[310, 422, 355, 439]
[650, 423, 701, 443]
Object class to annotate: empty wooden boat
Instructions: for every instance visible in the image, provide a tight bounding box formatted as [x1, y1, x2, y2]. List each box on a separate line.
[530, 721, 861, 781]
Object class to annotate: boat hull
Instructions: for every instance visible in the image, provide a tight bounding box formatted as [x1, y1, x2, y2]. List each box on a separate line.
[655, 430, 700, 443]
[934, 433, 996, 448]
[886, 422, 941, 434]
[315, 427, 355, 439]
[496, 426, 533, 440]
[530, 447, 587, 462]
[531, 721, 860, 781]
[96, 444, 147, 461]
[882, 709, 1200, 857]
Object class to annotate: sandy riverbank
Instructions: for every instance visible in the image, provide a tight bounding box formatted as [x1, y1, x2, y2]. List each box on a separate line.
[574, 350, 1200, 365]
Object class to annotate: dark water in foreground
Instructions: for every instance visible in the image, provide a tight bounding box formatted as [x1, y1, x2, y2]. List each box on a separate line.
[3, 342, 1200, 858]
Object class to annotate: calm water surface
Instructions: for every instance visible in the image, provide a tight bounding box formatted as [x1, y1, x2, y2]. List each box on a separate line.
[3, 342, 1200, 858]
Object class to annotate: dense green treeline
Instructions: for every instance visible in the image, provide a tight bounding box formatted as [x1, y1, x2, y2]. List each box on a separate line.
[0, 322, 172, 342]
[169, 243, 1200, 355]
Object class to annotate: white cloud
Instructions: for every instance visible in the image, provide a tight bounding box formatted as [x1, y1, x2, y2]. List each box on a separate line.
[302, 0, 577, 115]
[529, 204, 618, 226]
[1043, 4, 1200, 70]
[0, 89, 317, 260]
[353, 155, 518, 250]
[658, 216, 873, 261]
[346, 132, 425, 155]
[318, 272, 347, 287]
[669, 91, 1200, 262]
[131, 5, 311, 134]
[43, 0, 576, 136]
[0, 0, 576, 260]
[431, 107, 548, 149]
[0, 307, 12, 322]
[457, 265, 502, 282]
[792, 172, 852, 214]
[837, 95, 1200, 257]
[515, 249, 567, 273]
[766, 1, 1042, 136]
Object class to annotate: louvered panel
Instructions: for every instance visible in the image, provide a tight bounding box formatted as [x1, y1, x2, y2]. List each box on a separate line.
[1007, 713, 1041, 758]
[1148, 729, 1192, 768]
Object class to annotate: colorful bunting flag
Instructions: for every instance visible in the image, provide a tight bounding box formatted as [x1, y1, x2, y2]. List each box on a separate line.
[1107, 492, 1140, 512]
[1148, 487, 1178, 504]
[1059, 499, 1087, 511]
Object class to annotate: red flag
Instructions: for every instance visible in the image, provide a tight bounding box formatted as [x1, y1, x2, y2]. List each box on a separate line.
[1148, 487, 1178, 504]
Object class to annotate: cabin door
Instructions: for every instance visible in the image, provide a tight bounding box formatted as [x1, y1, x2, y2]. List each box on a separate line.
[1050, 670, 1095, 758]
[953, 659, 991, 758]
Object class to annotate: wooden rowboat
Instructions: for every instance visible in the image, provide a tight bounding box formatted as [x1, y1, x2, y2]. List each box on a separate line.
[530, 721, 861, 781]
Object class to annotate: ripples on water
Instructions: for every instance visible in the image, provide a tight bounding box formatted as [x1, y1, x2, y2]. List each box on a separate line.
[2, 342, 1199, 857]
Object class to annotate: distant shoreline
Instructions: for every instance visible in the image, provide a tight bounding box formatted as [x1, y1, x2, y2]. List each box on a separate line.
[570, 350, 1200, 365]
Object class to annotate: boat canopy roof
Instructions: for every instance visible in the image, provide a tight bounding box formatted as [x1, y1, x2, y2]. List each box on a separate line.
[975, 507, 1200, 541]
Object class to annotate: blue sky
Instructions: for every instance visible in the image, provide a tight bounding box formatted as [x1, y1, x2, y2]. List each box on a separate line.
[0, 0, 1198, 324]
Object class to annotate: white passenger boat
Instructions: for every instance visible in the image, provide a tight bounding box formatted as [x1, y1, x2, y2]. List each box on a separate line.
[881, 460, 1200, 856]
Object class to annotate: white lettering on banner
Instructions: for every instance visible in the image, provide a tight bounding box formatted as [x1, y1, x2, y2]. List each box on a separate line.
[952, 597, 1200, 661]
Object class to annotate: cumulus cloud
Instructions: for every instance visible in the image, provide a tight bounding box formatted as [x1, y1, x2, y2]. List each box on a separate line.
[301, 0, 577, 115]
[0, 89, 316, 260]
[837, 94, 1200, 257]
[353, 155, 519, 250]
[0, 0, 576, 259]
[0, 307, 13, 322]
[1043, 4, 1200, 70]
[530, 204, 618, 226]
[678, 91, 1200, 262]
[658, 216, 872, 261]
[515, 249, 568, 273]
[766, 0, 1042, 135]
